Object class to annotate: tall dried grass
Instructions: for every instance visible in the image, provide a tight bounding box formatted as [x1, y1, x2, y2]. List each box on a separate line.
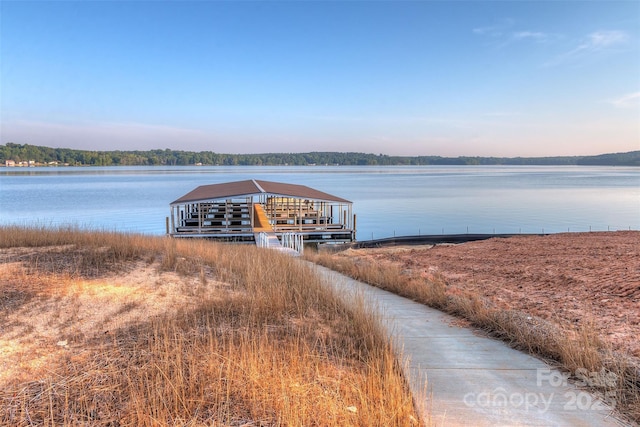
[306, 249, 640, 424]
[0, 226, 420, 426]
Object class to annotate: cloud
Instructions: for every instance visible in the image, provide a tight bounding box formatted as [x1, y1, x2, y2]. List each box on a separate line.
[472, 18, 515, 38]
[474, 23, 630, 64]
[473, 21, 552, 48]
[608, 91, 640, 109]
[588, 30, 628, 48]
[545, 30, 629, 66]
[472, 25, 503, 37]
[512, 31, 548, 42]
[1, 120, 212, 151]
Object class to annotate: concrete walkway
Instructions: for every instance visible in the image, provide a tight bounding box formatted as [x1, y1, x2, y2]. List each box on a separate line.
[312, 264, 630, 427]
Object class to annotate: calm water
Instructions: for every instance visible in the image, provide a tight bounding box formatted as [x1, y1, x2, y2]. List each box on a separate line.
[1, 165, 638, 240]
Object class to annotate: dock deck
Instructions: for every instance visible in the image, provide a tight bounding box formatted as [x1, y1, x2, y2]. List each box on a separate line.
[253, 204, 273, 232]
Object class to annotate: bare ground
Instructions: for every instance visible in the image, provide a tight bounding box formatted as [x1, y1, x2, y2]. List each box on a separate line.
[337, 231, 640, 363]
[0, 247, 226, 387]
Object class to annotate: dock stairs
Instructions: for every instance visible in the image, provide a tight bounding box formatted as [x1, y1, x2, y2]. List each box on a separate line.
[253, 204, 302, 256]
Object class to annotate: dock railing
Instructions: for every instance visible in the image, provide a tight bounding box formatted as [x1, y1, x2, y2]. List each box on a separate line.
[256, 232, 270, 248]
[281, 232, 304, 255]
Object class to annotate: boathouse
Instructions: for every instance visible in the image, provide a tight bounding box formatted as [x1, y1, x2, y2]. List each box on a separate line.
[168, 179, 355, 244]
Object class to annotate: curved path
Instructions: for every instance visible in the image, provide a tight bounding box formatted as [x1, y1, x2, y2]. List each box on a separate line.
[311, 264, 630, 427]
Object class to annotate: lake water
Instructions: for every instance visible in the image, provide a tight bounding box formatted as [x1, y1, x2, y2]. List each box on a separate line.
[1, 165, 638, 240]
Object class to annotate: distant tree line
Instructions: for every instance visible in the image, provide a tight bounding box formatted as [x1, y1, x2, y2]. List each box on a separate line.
[1, 143, 639, 167]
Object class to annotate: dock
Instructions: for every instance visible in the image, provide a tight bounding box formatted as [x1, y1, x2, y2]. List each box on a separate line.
[168, 179, 356, 249]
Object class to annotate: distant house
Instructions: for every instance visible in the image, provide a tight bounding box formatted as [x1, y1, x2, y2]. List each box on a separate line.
[169, 179, 355, 244]
[5, 160, 15, 167]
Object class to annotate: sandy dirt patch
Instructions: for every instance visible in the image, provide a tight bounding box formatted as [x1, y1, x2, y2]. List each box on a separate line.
[0, 250, 227, 386]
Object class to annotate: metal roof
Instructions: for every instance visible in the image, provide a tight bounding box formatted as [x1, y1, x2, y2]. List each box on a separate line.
[171, 179, 351, 205]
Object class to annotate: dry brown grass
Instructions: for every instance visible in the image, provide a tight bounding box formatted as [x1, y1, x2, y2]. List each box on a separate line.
[0, 226, 420, 426]
[306, 249, 640, 424]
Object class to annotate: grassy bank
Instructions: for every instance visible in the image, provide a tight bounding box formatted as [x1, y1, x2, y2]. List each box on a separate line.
[306, 248, 640, 424]
[0, 226, 420, 425]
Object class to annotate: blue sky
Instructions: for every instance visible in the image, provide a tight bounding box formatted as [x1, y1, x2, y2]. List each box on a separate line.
[1, 1, 638, 156]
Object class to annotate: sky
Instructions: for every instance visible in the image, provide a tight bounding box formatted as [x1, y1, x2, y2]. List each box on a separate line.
[1, 1, 639, 157]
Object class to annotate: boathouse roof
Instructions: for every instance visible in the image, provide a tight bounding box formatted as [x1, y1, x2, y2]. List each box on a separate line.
[171, 179, 351, 205]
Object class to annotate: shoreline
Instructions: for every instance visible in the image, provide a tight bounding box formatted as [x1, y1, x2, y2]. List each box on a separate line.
[325, 229, 637, 250]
